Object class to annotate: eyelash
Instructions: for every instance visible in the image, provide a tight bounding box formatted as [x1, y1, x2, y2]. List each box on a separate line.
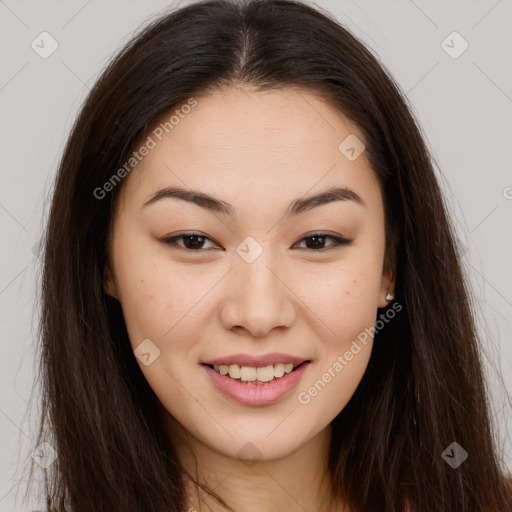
[162, 232, 353, 252]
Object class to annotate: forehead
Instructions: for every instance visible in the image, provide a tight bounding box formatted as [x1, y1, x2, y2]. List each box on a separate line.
[117, 85, 382, 217]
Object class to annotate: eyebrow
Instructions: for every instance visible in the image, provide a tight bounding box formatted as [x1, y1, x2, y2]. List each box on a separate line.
[141, 185, 366, 217]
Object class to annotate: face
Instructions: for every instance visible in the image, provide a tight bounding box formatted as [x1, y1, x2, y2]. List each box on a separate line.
[104, 85, 395, 463]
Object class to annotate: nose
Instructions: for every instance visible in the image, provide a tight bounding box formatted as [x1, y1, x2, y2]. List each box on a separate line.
[219, 252, 297, 338]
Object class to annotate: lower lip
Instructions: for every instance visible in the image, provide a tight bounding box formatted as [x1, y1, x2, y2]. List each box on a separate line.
[202, 362, 311, 406]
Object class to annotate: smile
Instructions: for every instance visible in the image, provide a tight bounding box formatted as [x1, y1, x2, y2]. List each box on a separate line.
[207, 362, 301, 383]
[202, 361, 311, 406]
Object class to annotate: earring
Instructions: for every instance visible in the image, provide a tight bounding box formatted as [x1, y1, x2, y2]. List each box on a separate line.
[385, 291, 394, 301]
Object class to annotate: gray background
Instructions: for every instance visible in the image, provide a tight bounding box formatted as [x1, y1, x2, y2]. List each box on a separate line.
[1, 0, 511, 509]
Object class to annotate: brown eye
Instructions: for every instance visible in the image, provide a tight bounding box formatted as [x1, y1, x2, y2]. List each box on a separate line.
[162, 233, 219, 251]
[162, 231, 353, 252]
[294, 232, 353, 250]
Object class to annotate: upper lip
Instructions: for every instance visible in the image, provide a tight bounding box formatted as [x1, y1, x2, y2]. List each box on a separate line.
[202, 352, 311, 367]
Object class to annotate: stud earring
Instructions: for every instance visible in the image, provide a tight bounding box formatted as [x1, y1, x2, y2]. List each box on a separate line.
[385, 291, 394, 301]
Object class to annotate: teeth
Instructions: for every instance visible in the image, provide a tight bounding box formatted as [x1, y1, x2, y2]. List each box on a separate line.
[228, 364, 240, 379]
[256, 365, 274, 382]
[213, 362, 299, 382]
[240, 366, 257, 381]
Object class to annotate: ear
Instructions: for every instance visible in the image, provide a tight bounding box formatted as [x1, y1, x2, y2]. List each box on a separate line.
[378, 230, 398, 308]
[103, 264, 119, 300]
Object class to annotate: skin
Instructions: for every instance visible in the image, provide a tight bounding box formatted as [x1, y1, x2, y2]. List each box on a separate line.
[104, 84, 396, 512]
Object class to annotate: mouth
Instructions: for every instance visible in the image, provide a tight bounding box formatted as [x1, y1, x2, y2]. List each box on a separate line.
[201, 360, 311, 385]
[201, 359, 312, 406]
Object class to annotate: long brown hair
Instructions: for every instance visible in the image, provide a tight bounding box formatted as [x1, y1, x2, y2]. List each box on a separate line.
[28, 0, 512, 510]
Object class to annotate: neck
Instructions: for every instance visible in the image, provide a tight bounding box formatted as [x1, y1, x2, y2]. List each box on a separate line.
[163, 414, 350, 512]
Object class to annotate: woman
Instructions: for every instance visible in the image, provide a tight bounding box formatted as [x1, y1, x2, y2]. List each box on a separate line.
[30, 0, 512, 510]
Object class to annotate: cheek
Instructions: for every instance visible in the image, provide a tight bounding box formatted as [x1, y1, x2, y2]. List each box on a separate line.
[295, 271, 379, 417]
[112, 239, 211, 347]
[119, 279, 213, 372]
[298, 254, 383, 337]
[296, 340, 372, 428]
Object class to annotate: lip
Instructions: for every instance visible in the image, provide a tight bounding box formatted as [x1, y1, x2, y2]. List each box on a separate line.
[202, 360, 312, 406]
[202, 352, 310, 367]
